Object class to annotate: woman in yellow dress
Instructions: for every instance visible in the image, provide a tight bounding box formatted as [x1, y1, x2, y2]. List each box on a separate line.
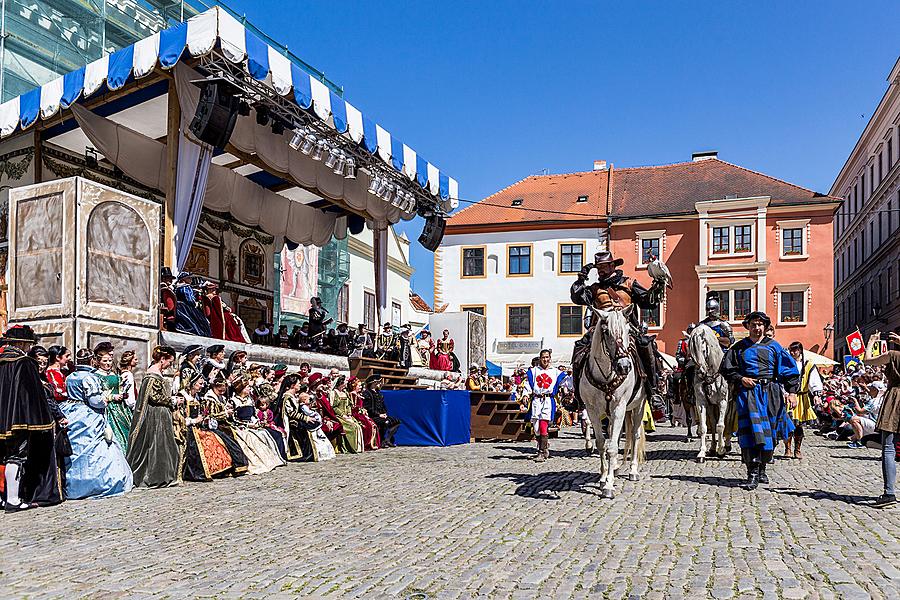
[330, 375, 365, 453]
[785, 342, 822, 459]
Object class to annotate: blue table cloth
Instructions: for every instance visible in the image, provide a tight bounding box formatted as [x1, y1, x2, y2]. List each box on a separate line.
[382, 390, 471, 446]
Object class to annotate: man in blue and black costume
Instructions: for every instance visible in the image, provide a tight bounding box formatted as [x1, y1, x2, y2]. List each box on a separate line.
[720, 311, 800, 490]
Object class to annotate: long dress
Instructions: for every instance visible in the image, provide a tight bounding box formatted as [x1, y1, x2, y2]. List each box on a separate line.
[126, 373, 183, 488]
[331, 389, 364, 453]
[62, 367, 133, 499]
[181, 391, 248, 481]
[120, 370, 137, 410]
[280, 392, 335, 462]
[431, 338, 453, 371]
[98, 369, 132, 453]
[316, 390, 346, 451]
[789, 359, 821, 425]
[202, 293, 226, 340]
[256, 407, 288, 460]
[227, 401, 285, 475]
[175, 283, 212, 337]
[351, 391, 380, 450]
[720, 337, 800, 454]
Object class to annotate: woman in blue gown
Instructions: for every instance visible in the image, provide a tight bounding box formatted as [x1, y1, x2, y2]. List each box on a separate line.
[174, 272, 212, 337]
[61, 349, 133, 499]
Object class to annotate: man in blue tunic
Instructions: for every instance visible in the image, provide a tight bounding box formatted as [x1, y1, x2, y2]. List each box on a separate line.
[721, 311, 800, 490]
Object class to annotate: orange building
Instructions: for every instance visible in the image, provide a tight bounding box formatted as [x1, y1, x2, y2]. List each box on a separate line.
[440, 153, 840, 364]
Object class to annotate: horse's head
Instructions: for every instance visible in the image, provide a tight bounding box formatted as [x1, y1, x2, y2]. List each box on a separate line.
[591, 305, 634, 376]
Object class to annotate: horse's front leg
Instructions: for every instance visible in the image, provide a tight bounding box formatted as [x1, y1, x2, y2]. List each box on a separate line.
[627, 403, 644, 481]
[603, 398, 627, 499]
[582, 411, 593, 454]
[696, 401, 708, 463]
[715, 394, 728, 457]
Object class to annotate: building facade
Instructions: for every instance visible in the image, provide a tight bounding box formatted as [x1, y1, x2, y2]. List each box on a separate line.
[831, 56, 900, 360]
[439, 155, 839, 368]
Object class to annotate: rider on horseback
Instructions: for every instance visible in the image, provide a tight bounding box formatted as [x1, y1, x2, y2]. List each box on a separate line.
[570, 250, 665, 404]
[698, 292, 734, 348]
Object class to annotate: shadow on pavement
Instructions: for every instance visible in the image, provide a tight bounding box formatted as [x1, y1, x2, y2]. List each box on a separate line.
[829, 454, 880, 461]
[771, 488, 877, 507]
[651, 473, 744, 488]
[490, 444, 598, 460]
[486, 471, 603, 500]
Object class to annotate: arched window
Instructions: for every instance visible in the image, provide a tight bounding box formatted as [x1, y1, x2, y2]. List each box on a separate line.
[86, 201, 151, 311]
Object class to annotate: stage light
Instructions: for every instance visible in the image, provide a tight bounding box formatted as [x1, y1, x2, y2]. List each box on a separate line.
[289, 129, 304, 150]
[311, 140, 326, 161]
[271, 120, 285, 135]
[255, 105, 269, 126]
[324, 148, 340, 169]
[300, 134, 316, 155]
[332, 153, 346, 176]
[344, 158, 356, 179]
[237, 100, 251, 116]
[367, 176, 381, 195]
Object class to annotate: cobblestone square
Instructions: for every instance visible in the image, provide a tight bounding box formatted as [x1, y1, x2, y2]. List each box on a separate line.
[2, 426, 898, 599]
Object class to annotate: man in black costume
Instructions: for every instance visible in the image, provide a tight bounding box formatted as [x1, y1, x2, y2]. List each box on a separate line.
[362, 374, 402, 447]
[0, 325, 64, 511]
[308, 297, 330, 350]
[570, 250, 665, 403]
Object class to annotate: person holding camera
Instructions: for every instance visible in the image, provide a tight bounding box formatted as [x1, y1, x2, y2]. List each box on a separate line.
[863, 331, 900, 508]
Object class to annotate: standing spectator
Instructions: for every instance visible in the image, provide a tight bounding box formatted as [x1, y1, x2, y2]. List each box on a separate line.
[95, 343, 131, 453]
[785, 342, 822, 459]
[252, 320, 272, 345]
[118, 351, 139, 412]
[45, 345, 71, 403]
[864, 331, 900, 508]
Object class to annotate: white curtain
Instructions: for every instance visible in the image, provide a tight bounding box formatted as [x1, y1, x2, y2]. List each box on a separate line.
[173, 134, 211, 271]
[373, 226, 388, 325]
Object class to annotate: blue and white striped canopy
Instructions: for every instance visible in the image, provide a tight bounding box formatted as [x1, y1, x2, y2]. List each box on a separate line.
[0, 6, 458, 204]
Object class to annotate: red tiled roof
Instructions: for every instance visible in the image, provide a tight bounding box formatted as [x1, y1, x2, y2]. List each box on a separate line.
[610, 159, 837, 218]
[409, 292, 433, 313]
[448, 159, 839, 228]
[447, 170, 608, 229]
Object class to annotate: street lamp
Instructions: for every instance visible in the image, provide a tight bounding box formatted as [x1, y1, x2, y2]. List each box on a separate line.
[822, 322, 834, 353]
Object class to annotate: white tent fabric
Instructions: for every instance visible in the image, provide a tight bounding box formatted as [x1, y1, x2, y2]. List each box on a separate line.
[173, 134, 212, 271]
[173, 64, 410, 228]
[70, 103, 342, 250]
[804, 349, 838, 366]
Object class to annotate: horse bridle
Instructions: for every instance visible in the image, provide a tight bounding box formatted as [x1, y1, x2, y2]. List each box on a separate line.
[586, 319, 633, 396]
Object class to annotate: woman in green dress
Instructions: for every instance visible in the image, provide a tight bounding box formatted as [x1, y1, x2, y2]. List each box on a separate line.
[95, 343, 132, 452]
[330, 375, 364, 453]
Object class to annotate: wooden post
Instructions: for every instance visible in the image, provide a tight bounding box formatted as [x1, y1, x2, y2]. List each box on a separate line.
[163, 78, 180, 269]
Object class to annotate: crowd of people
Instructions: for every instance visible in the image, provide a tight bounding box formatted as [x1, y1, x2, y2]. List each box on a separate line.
[0, 325, 402, 512]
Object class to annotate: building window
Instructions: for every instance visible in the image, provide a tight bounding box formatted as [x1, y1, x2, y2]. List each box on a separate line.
[461, 304, 485, 316]
[780, 291, 805, 323]
[717, 292, 730, 321]
[507, 305, 532, 337]
[712, 227, 729, 254]
[392, 301, 402, 326]
[870, 165, 875, 194]
[507, 245, 532, 276]
[889, 138, 894, 170]
[734, 289, 752, 321]
[783, 228, 804, 256]
[337, 284, 349, 324]
[862, 172, 866, 202]
[577, 195, 588, 203]
[879, 151, 884, 184]
[559, 243, 584, 273]
[734, 225, 752, 253]
[558, 305, 583, 336]
[462, 246, 485, 278]
[363, 291, 376, 330]
[643, 305, 661, 328]
[640, 237, 660, 264]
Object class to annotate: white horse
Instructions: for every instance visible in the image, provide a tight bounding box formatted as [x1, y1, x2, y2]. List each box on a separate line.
[579, 306, 648, 499]
[688, 325, 729, 462]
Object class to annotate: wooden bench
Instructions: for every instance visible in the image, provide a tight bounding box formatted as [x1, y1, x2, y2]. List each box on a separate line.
[349, 356, 426, 391]
[469, 390, 531, 442]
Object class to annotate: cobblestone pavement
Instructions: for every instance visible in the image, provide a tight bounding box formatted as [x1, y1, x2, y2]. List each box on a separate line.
[2, 425, 899, 599]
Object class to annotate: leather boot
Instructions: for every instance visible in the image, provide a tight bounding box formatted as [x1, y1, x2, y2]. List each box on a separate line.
[783, 437, 792, 458]
[533, 437, 546, 462]
[743, 462, 760, 491]
[542, 436, 550, 460]
[794, 436, 803, 460]
[759, 450, 773, 484]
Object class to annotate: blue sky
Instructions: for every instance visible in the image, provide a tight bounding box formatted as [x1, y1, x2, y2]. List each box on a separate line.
[227, 0, 900, 306]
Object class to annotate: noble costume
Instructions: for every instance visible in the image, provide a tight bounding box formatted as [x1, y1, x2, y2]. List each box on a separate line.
[62, 366, 133, 499]
[522, 365, 567, 460]
[720, 327, 800, 485]
[174, 281, 212, 337]
[97, 367, 132, 453]
[431, 335, 454, 371]
[0, 341, 63, 509]
[351, 391, 380, 451]
[790, 357, 822, 425]
[181, 389, 248, 481]
[280, 393, 335, 462]
[330, 388, 364, 454]
[227, 402, 286, 475]
[126, 373, 183, 488]
[362, 385, 401, 447]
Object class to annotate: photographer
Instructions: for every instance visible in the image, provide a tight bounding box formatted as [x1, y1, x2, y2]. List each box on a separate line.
[864, 331, 900, 508]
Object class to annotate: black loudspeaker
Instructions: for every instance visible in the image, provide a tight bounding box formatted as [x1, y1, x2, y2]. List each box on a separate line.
[418, 215, 446, 251]
[189, 79, 240, 149]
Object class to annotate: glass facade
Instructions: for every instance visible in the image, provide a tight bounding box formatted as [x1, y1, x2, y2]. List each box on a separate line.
[0, 0, 339, 102]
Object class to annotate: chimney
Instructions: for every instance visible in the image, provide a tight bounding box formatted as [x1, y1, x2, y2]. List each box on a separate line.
[593, 160, 608, 171]
[692, 150, 718, 162]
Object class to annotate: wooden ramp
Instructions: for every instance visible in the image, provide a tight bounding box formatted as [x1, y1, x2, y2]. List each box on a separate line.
[348, 356, 427, 390]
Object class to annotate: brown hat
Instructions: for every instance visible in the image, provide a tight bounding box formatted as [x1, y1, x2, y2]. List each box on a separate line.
[593, 250, 624, 268]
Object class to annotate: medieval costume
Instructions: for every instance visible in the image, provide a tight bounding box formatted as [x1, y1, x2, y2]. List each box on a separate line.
[720, 311, 800, 490]
[330, 386, 364, 453]
[785, 342, 822, 459]
[178, 345, 204, 393]
[62, 364, 133, 499]
[228, 402, 285, 475]
[126, 371, 183, 488]
[201, 283, 227, 340]
[202, 345, 228, 382]
[223, 306, 249, 343]
[333, 323, 352, 356]
[181, 383, 248, 482]
[431, 331, 454, 371]
[376, 325, 397, 361]
[308, 297, 329, 350]
[351, 325, 374, 359]
[159, 267, 178, 332]
[312, 378, 348, 451]
[97, 366, 131, 453]
[281, 392, 335, 462]
[362, 375, 401, 447]
[0, 326, 63, 510]
[252, 322, 273, 345]
[396, 325, 414, 368]
[699, 293, 735, 347]
[466, 365, 482, 391]
[351, 384, 380, 450]
[174, 275, 212, 337]
[522, 359, 567, 462]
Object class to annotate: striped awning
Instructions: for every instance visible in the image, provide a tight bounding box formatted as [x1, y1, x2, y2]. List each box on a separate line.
[0, 6, 458, 205]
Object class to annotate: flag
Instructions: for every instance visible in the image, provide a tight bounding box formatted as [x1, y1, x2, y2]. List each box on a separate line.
[844, 355, 864, 372]
[846, 329, 865, 357]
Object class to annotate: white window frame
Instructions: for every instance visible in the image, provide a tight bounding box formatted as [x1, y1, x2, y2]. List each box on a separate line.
[707, 220, 755, 258]
[706, 282, 757, 325]
[775, 283, 810, 327]
[635, 229, 665, 269]
[776, 218, 810, 260]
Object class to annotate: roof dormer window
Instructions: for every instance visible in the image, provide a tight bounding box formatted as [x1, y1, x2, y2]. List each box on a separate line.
[511, 198, 523, 206]
[577, 195, 588, 203]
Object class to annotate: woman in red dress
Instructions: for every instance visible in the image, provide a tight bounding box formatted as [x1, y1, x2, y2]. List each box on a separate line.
[431, 329, 454, 371]
[349, 376, 380, 450]
[45, 345, 71, 402]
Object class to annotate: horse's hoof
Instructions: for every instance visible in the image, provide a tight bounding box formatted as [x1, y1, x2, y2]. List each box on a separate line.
[628, 474, 640, 482]
[601, 489, 615, 499]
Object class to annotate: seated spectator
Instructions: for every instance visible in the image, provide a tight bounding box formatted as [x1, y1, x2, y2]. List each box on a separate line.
[227, 379, 285, 475]
[362, 374, 401, 448]
[848, 382, 884, 448]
